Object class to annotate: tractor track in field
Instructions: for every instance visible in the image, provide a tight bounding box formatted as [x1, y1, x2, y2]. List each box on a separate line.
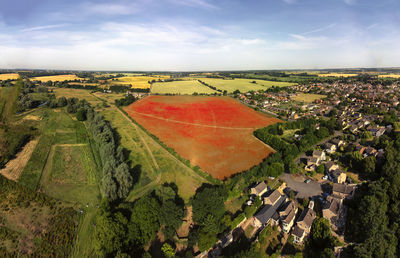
[127, 110, 262, 130]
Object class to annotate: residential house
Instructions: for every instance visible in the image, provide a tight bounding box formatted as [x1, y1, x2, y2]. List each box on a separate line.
[332, 183, 356, 199]
[312, 150, 326, 161]
[325, 161, 339, 173]
[250, 181, 268, 196]
[253, 195, 287, 228]
[279, 201, 298, 233]
[331, 138, 345, 147]
[325, 143, 337, 154]
[264, 190, 282, 205]
[332, 169, 347, 184]
[322, 196, 343, 232]
[364, 147, 377, 158]
[292, 201, 316, 244]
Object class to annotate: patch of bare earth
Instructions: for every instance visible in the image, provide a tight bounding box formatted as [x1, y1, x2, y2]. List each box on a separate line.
[0, 138, 39, 181]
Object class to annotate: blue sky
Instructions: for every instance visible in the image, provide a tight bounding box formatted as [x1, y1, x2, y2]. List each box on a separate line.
[0, 0, 399, 70]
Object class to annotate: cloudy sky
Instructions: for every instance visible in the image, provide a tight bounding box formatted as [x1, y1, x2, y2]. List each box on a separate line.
[0, 0, 399, 71]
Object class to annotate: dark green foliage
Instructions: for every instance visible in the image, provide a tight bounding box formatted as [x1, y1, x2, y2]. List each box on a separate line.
[76, 108, 87, 121]
[305, 218, 335, 257]
[115, 94, 138, 106]
[190, 184, 228, 251]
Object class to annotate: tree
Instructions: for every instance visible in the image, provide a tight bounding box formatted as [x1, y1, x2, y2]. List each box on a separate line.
[76, 108, 87, 121]
[306, 218, 335, 257]
[161, 243, 175, 258]
[363, 156, 376, 177]
[114, 162, 133, 199]
[316, 164, 325, 174]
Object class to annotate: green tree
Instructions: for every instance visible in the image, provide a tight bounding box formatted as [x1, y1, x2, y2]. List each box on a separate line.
[161, 243, 175, 258]
[76, 108, 87, 121]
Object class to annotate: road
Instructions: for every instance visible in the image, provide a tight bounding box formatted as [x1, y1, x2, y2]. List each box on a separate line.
[280, 173, 322, 198]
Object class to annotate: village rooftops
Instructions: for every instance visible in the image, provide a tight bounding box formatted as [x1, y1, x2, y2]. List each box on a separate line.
[264, 189, 282, 205]
[297, 207, 316, 232]
[323, 198, 341, 216]
[332, 183, 355, 195]
[254, 195, 287, 226]
[251, 181, 268, 196]
[292, 225, 305, 238]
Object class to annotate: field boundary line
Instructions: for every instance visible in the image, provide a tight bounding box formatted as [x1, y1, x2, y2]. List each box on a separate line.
[127, 110, 261, 130]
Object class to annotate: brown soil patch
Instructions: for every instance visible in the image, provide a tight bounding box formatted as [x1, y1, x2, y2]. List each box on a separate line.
[0, 138, 39, 181]
[176, 206, 193, 239]
[23, 115, 41, 121]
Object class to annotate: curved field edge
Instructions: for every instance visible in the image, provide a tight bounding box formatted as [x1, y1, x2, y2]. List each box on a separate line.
[118, 107, 220, 185]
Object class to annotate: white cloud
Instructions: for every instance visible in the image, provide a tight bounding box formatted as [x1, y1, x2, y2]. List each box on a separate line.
[343, 0, 357, 5]
[83, 2, 138, 15]
[168, 0, 218, 9]
[283, 0, 296, 4]
[302, 23, 336, 35]
[20, 24, 69, 32]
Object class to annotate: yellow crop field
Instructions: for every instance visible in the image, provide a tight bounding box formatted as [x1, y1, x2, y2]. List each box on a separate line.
[31, 74, 81, 82]
[291, 93, 327, 103]
[110, 75, 170, 89]
[318, 73, 358, 77]
[0, 73, 19, 80]
[378, 74, 400, 78]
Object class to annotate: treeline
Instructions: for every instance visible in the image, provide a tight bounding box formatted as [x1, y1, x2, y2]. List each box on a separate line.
[115, 94, 138, 106]
[343, 131, 400, 257]
[198, 79, 225, 94]
[19, 70, 73, 78]
[48, 96, 134, 201]
[225, 118, 336, 191]
[93, 184, 185, 257]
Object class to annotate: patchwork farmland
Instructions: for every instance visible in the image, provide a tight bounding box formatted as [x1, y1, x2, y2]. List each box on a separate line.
[31, 74, 81, 82]
[125, 96, 281, 179]
[151, 80, 218, 95]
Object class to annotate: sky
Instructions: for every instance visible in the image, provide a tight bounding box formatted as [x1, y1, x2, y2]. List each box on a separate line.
[0, 0, 399, 71]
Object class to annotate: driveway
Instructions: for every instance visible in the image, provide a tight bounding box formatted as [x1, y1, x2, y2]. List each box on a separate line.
[280, 173, 322, 199]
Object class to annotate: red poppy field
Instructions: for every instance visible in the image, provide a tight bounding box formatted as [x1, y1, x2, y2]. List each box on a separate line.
[124, 96, 281, 179]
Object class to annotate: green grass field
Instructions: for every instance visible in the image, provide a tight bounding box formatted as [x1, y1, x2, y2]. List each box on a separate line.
[18, 107, 102, 257]
[196, 78, 295, 93]
[291, 93, 327, 103]
[151, 80, 218, 95]
[100, 106, 208, 202]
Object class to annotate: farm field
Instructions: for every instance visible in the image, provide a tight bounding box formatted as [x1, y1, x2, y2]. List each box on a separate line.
[378, 74, 400, 78]
[196, 78, 295, 93]
[151, 80, 218, 95]
[15, 107, 101, 257]
[100, 105, 207, 202]
[317, 73, 358, 77]
[110, 75, 170, 89]
[31, 74, 81, 82]
[0, 73, 19, 80]
[125, 96, 281, 179]
[291, 93, 327, 103]
[51, 87, 102, 106]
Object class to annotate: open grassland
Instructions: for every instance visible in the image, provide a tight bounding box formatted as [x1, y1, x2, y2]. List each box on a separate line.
[125, 96, 281, 179]
[0, 176, 78, 256]
[317, 73, 358, 77]
[51, 87, 102, 106]
[31, 74, 81, 82]
[16, 107, 101, 257]
[151, 80, 218, 95]
[100, 105, 207, 202]
[196, 78, 295, 93]
[110, 75, 170, 89]
[378, 74, 400, 78]
[0, 73, 19, 80]
[291, 93, 327, 103]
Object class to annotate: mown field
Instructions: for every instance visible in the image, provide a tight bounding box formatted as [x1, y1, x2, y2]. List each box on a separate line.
[378, 74, 400, 78]
[317, 73, 358, 77]
[100, 105, 208, 202]
[110, 75, 170, 89]
[151, 80, 218, 95]
[291, 93, 327, 103]
[51, 87, 102, 106]
[196, 78, 295, 93]
[31, 74, 81, 82]
[0, 73, 19, 80]
[15, 108, 102, 257]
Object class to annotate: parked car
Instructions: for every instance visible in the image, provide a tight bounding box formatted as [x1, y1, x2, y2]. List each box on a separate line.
[322, 175, 328, 180]
[305, 179, 311, 184]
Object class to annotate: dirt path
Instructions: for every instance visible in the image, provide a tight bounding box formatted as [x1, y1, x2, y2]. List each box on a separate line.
[128, 110, 261, 130]
[0, 138, 39, 181]
[116, 107, 209, 184]
[116, 108, 160, 170]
